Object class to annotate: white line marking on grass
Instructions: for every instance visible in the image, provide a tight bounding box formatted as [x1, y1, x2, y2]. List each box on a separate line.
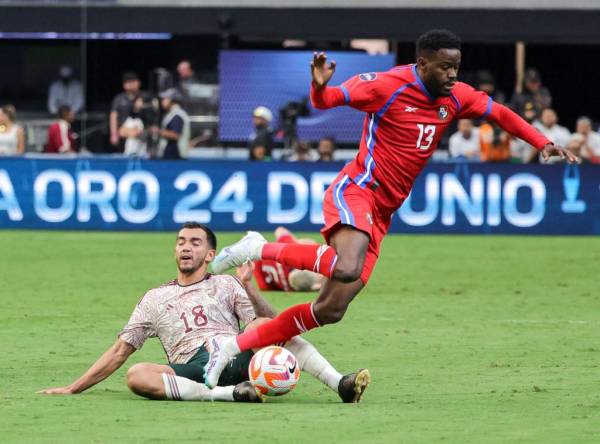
[495, 319, 591, 325]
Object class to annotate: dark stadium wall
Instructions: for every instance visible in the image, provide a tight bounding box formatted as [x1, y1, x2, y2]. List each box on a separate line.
[0, 38, 595, 131]
[2, 5, 600, 43]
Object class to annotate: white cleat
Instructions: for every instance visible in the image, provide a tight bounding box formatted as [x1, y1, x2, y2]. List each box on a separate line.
[210, 231, 267, 274]
[203, 335, 240, 389]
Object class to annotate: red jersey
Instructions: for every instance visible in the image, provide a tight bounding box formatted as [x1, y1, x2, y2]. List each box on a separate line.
[253, 259, 293, 292]
[253, 234, 295, 291]
[311, 64, 551, 211]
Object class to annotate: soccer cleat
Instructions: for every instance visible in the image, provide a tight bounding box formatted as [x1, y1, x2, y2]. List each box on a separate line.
[337, 368, 371, 403]
[203, 335, 239, 389]
[210, 231, 267, 274]
[233, 381, 265, 403]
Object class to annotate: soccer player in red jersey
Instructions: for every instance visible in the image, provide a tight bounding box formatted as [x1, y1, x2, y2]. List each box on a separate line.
[204, 29, 580, 388]
[253, 227, 326, 292]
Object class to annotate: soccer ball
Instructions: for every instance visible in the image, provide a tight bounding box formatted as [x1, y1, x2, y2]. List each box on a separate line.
[248, 346, 300, 396]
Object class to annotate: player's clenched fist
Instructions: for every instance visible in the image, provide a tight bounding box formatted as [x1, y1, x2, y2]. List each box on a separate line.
[311, 52, 336, 89]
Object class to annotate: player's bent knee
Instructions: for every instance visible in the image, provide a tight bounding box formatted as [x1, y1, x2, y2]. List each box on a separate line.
[332, 261, 363, 283]
[126, 364, 144, 390]
[317, 308, 347, 325]
[312, 302, 348, 325]
[126, 363, 156, 396]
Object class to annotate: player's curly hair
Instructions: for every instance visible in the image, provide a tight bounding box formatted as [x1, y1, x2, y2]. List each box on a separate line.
[416, 29, 461, 56]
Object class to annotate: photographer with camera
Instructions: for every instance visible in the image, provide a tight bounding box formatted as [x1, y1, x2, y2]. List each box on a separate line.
[279, 99, 309, 150]
[109, 72, 155, 153]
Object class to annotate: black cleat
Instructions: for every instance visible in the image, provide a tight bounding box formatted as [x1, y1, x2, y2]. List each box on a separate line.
[233, 381, 264, 403]
[337, 368, 371, 403]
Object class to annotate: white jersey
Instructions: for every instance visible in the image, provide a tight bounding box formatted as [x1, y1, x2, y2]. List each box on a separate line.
[119, 274, 255, 364]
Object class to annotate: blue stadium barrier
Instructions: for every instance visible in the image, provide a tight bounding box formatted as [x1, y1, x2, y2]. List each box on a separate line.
[0, 157, 598, 234]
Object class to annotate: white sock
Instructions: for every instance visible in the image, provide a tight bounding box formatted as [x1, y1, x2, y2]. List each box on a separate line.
[285, 337, 343, 392]
[161, 373, 234, 401]
[224, 336, 241, 355]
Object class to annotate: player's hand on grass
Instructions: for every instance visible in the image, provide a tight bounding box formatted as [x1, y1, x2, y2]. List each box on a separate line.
[236, 261, 255, 283]
[37, 386, 75, 395]
[541, 143, 580, 164]
[311, 52, 336, 89]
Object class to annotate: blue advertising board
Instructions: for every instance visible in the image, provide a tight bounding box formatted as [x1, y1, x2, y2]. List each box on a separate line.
[0, 158, 598, 234]
[219, 50, 395, 143]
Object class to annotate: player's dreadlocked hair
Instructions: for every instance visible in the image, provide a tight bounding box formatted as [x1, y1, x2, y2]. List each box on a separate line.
[180, 221, 217, 250]
[416, 29, 461, 56]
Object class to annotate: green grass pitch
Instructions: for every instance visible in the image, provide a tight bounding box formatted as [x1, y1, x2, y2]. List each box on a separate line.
[1, 230, 599, 443]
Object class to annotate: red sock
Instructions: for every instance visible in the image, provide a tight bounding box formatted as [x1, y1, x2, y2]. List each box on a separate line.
[261, 243, 337, 278]
[236, 303, 320, 351]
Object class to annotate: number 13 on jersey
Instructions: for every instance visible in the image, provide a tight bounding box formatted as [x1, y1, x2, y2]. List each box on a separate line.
[416, 124, 436, 150]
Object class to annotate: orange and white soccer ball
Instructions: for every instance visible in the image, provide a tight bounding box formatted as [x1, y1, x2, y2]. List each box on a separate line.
[248, 346, 300, 396]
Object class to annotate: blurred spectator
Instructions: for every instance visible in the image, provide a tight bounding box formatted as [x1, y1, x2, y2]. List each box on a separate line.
[532, 108, 571, 163]
[109, 72, 153, 151]
[176, 60, 201, 112]
[534, 108, 571, 146]
[46, 105, 76, 154]
[317, 136, 336, 161]
[47, 65, 84, 115]
[565, 133, 585, 161]
[250, 145, 269, 161]
[510, 138, 537, 164]
[508, 101, 539, 162]
[177, 60, 200, 92]
[510, 68, 552, 120]
[479, 122, 510, 162]
[152, 88, 190, 160]
[575, 116, 600, 163]
[119, 97, 147, 157]
[288, 141, 318, 161]
[0, 105, 25, 155]
[448, 119, 480, 160]
[476, 70, 506, 104]
[249, 106, 274, 161]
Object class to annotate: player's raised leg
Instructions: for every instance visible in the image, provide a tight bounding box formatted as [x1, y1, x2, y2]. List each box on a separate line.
[211, 174, 373, 285]
[126, 362, 262, 402]
[204, 227, 370, 388]
[211, 230, 341, 280]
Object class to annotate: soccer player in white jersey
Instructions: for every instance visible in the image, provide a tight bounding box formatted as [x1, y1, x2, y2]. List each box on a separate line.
[39, 222, 370, 403]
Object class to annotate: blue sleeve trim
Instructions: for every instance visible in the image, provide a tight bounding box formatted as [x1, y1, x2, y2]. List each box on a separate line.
[340, 85, 350, 105]
[482, 96, 493, 118]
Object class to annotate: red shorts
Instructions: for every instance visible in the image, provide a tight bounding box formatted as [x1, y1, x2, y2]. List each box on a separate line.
[321, 172, 392, 284]
[253, 234, 295, 291]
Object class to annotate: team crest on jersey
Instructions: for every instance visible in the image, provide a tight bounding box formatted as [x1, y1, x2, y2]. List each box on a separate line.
[438, 105, 449, 120]
[359, 72, 377, 82]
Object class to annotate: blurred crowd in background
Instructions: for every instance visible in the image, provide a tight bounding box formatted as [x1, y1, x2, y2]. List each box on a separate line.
[0, 60, 599, 163]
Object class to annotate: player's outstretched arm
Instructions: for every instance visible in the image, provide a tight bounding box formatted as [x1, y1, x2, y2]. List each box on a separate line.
[38, 339, 135, 395]
[236, 262, 278, 318]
